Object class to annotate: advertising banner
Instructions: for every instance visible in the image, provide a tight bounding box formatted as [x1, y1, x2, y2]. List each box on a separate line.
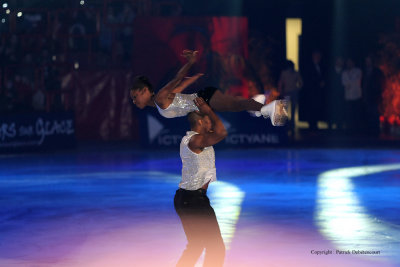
[0, 112, 76, 152]
[138, 109, 287, 148]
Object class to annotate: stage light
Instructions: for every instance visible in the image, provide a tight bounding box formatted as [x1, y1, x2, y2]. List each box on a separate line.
[17, 12, 22, 17]
[1, 18, 5, 23]
[74, 62, 79, 69]
[6, 9, 10, 14]
[52, 55, 56, 61]
[80, 0, 85, 5]
[2, 3, 8, 8]
[285, 18, 302, 71]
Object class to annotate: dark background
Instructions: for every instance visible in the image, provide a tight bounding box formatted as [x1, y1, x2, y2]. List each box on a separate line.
[1, 0, 400, 151]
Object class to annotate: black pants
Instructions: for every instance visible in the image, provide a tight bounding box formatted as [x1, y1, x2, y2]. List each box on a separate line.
[174, 188, 225, 267]
[345, 99, 363, 133]
[197, 87, 218, 105]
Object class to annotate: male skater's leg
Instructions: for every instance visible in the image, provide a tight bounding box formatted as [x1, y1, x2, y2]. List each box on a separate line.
[201, 194, 225, 267]
[174, 189, 205, 267]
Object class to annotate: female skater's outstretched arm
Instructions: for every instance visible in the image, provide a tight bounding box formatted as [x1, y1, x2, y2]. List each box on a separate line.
[155, 50, 199, 109]
[172, 73, 204, 94]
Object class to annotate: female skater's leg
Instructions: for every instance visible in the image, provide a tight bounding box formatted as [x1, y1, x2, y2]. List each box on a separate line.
[208, 90, 288, 126]
[209, 90, 262, 112]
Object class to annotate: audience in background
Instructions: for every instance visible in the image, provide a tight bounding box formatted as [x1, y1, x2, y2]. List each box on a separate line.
[0, 1, 387, 140]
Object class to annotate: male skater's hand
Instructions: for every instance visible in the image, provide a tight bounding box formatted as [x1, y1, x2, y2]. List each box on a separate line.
[194, 97, 212, 115]
[191, 97, 227, 146]
[182, 50, 198, 64]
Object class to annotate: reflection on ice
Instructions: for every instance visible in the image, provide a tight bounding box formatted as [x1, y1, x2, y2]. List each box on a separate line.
[208, 181, 245, 249]
[315, 164, 400, 263]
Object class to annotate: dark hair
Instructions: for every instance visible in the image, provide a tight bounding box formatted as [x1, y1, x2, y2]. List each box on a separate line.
[187, 111, 205, 129]
[131, 75, 153, 92]
[284, 60, 295, 71]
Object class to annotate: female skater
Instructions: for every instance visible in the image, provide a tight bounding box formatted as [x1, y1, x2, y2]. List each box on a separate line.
[130, 50, 287, 126]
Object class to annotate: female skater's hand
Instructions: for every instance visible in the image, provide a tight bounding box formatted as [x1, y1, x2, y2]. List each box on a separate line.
[156, 50, 198, 101]
[194, 97, 212, 115]
[182, 50, 198, 64]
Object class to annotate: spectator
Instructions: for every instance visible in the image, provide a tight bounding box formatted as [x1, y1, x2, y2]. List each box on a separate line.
[44, 64, 62, 111]
[68, 10, 87, 52]
[327, 56, 345, 130]
[302, 50, 326, 131]
[278, 60, 303, 133]
[115, 3, 135, 64]
[342, 57, 363, 133]
[362, 55, 384, 136]
[32, 88, 45, 111]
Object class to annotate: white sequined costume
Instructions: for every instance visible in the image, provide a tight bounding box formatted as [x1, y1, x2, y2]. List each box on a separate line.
[155, 93, 199, 118]
[179, 131, 216, 190]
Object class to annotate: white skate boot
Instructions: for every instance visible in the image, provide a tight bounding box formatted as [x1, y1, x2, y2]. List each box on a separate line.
[260, 99, 288, 126]
[248, 94, 266, 117]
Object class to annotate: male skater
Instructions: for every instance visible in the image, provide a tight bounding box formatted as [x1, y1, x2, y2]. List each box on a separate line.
[174, 97, 227, 267]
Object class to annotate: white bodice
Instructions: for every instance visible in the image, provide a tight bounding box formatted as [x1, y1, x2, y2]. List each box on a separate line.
[156, 93, 199, 118]
[179, 131, 216, 190]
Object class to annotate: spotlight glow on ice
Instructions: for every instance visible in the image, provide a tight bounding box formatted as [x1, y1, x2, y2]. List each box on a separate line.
[315, 164, 400, 262]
